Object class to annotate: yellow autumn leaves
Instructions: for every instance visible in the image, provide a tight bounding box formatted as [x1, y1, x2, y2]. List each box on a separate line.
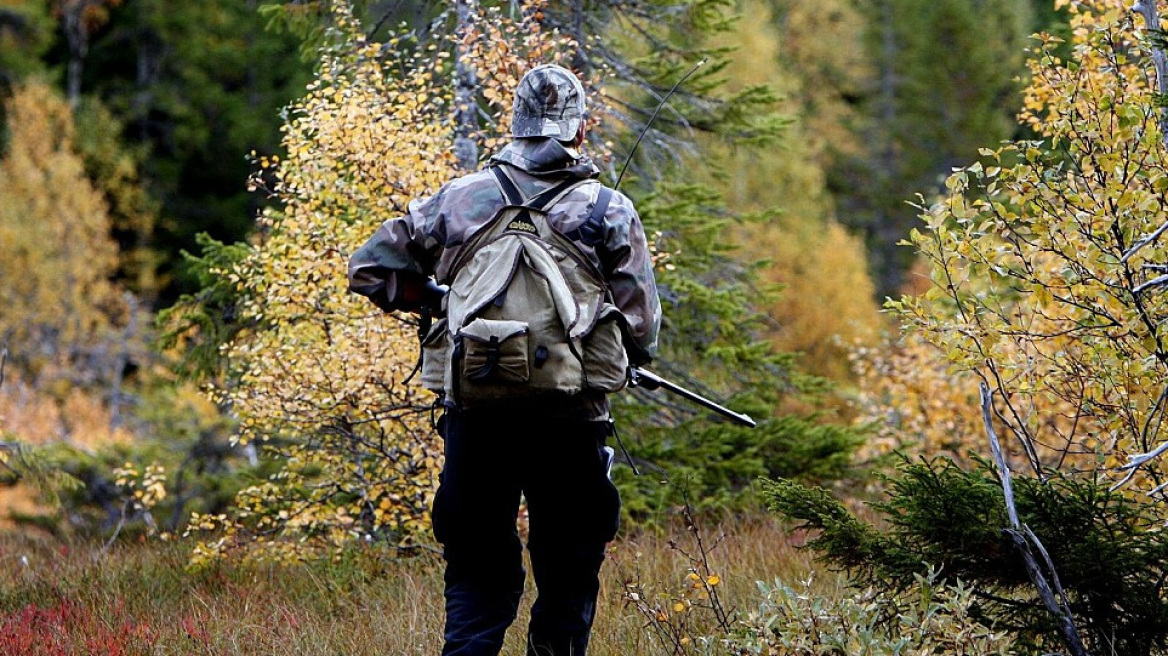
[189, 1, 592, 565]
[873, 0, 1168, 504]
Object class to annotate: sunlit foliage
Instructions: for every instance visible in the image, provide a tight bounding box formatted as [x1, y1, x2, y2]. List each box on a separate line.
[0, 81, 131, 382]
[187, 2, 588, 565]
[883, 0, 1168, 504]
[698, 0, 881, 382]
[851, 332, 983, 465]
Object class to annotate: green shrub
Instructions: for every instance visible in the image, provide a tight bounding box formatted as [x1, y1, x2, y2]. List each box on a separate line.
[762, 459, 1168, 655]
[729, 569, 1015, 655]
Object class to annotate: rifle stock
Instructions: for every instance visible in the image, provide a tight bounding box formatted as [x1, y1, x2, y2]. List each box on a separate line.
[628, 368, 757, 428]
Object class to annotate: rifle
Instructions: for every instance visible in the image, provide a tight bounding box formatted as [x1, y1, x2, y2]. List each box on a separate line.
[628, 367, 756, 428]
[611, 57, 756, 429]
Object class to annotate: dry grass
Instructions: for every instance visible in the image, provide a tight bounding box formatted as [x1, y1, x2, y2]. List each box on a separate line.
[0, 515, 843, 655]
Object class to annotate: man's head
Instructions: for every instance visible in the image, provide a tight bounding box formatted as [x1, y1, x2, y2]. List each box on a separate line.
[512, 64, 586, 146]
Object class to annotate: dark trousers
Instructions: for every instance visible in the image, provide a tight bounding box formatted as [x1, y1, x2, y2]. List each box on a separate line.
[432, 407, 621, 656]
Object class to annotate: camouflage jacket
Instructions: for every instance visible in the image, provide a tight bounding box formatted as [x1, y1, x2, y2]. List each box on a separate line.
[348, 138, 662, 415]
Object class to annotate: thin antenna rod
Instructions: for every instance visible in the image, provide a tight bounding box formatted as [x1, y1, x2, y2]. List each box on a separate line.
[614, 57, 708, 190]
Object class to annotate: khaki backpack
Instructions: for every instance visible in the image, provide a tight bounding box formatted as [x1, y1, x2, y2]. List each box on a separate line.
[419, 166, 628, 406]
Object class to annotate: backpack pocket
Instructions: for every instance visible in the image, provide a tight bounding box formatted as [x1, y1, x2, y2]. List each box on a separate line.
[420, 317, 449, 393]
[458, 318, 531, 384]
[582, 304, 629, 393]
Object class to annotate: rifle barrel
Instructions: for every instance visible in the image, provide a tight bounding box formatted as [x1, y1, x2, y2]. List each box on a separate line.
[631, 368, 757, 428]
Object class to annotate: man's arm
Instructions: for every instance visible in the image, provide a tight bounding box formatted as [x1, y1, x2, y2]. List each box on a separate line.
[348, 195, 442, 313]
[602, 192, 662, 365]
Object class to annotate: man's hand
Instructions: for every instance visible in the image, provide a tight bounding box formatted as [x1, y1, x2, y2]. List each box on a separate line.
[379, 273, 446, 314]
[399, 277, 439, 310]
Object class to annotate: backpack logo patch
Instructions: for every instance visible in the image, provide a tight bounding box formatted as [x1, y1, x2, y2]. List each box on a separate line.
[506, 217, 538, 234]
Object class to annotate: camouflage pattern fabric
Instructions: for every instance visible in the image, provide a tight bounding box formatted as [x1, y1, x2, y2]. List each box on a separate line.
[511, 64, 586, 141]
[348, 138, 662, 418]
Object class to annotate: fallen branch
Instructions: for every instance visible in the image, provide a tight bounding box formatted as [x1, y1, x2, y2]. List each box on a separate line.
[980, 382, 1089, 656]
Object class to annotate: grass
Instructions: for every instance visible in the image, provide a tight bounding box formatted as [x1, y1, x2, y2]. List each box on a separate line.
[0, 514, 841, 655]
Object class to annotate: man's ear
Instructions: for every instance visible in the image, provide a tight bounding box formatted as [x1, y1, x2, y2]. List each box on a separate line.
[572, 122, 587, 147]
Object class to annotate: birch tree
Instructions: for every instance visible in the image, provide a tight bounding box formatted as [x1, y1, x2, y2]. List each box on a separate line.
[183, 1, 585, 564]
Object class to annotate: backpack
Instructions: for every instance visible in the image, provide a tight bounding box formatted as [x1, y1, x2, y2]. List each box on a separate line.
[419, 165, 629, 407]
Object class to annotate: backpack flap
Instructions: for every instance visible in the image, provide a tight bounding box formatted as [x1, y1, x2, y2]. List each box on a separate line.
[519, 239, 581, 334]
[446, 237, 523, 334]
[458, 318, 531, 384]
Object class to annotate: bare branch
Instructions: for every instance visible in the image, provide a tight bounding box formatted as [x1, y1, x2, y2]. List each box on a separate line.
[981, 382, 1021, 528]
[984, 385, 1089, 655]
[1117, 438, 1168, 471]
[1003, 529, 1091, 656]
[1120, 218, 1168, 263]
[1133, 273, 1168, 294]
[1024, 524, 1073, 612]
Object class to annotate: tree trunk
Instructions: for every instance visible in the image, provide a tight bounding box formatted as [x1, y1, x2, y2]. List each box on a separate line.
[133, 2, 165, 144]
[1135, 0, 1168, 149]
[62, 0, 91, 108]
[871, 0, 903, 293]
[453, 0, 479, 171]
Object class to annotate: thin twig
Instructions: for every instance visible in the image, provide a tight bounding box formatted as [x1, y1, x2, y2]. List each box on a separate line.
[102, 501, 130, 554]
[365, 0, 405, 40]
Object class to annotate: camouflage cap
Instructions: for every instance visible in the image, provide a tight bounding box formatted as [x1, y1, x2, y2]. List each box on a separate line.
[512, 64, 586, 142]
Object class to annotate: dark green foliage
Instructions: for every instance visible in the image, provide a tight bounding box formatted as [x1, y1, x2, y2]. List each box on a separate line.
[613, 180, 867, 521]
[156, 234, 254, 384]
[763, 459, 1168, 655]
[0, 1, 52, 89]
[829, 0, 1034, 295]
[617, 415, 865, 521]
[67, 0, 311, 302]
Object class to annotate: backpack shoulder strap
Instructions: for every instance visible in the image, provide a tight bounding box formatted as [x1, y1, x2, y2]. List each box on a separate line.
[564, 184, 613, 247]
[490, 165, 587, 212]
[491, 165, 526, 205]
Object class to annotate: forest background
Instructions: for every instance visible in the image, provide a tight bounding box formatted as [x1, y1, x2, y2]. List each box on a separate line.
[2, 0, 1167, 654]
